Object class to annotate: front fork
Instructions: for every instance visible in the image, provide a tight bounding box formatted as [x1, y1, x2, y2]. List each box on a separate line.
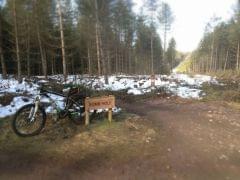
[29, 96, 40, 122]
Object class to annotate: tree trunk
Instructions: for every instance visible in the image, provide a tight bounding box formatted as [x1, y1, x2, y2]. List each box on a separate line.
[162, 23, 167, 70]
[214, 46, 218, 72]
[107, 49, 111, 75]
[26, 14, 30, 77]
[99, 32, 108, 84]
[13, 0, 21, 81]
[37, 23, 47, 78]
[71, 57, 75, 74]
[94, 0, 108, 83]
[236, 41, 239, 71]
[0, 16, 7, 78]
[206, 55, 209, 73]
[51, 57, 54, 75]
[150, 33, 154, 74]
[128, 47, 132, 74]
[87, 44, 91, 75]
[26, 32, 30, 77]
[224, 48, 229, 72]
[210, 32, 215, 72]
[57, 0, 67, 80]
[120, 52, 123, 73]
[0, 45, 6, 79]
[163, 24, 167, 53]
[115, 48, 118, 73]
[95, 0, 101, 76]
[96, 26, 101, 76]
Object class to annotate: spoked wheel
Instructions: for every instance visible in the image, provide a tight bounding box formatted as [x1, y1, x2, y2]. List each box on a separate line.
[12, 104, 46, 137]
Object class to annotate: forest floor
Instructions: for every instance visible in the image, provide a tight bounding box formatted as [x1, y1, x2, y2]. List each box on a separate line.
[0, 92, 240, 180]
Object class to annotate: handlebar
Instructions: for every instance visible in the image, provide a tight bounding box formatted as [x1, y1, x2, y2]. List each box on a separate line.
[38, 83, 84, 98]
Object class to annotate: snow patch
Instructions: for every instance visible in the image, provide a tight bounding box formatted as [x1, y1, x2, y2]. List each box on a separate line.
[0, 73, 220, 118]
[0, 96, 33, 118]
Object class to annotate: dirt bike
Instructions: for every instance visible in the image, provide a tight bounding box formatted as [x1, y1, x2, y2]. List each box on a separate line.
[12, 85, 88, 137]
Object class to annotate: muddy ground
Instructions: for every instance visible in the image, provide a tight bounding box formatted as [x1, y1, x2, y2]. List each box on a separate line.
[0, 96, 240, 180]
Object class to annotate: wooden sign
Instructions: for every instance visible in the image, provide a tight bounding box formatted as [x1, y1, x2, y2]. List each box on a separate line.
[85, 96, 115, 125]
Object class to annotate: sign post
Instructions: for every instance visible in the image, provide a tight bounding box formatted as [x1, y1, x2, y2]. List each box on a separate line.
[85, 96, 115, 125]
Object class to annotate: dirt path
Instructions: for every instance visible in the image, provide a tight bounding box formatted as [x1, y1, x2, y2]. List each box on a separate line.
[0, 98, 240, 180]
[122, 98, 240, 180]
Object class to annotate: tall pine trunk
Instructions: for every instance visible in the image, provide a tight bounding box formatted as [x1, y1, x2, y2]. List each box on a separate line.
[95, 26, 101, 76]
[71, 57, 75, 74]
[87, 44, 91, 75]
[57, 0, 67, 80]
[95, 0, 101, 76]
[236, 41, 239, 71]
[37, 23, 47, 78]
[13, 0, 21, 81]
[26, 14, 30, 77]
[51, 57, 55, 75]
[214, 46, 218, 72]
[107, 49, 111, 75]
[210, 32, 215, 72]
[26, 30, 30, 77]
[224, 48, 229, 72]
[0, 45, 6, 79]
[0, 15, 7, 78]
[99, 31, 108, 84]
[115, 48, 118, 73]
[128, 47, 132, 74]
[163, 24, 167, 60]
[150, 33, 154, 75]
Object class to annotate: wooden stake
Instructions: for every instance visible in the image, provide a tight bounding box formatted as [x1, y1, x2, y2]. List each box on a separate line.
[85, 111, 89, 126]
[108, 108, 112, 123]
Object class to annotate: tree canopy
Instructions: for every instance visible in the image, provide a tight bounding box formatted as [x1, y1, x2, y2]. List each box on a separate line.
[189, 1, 240, 73]
[0, 0, 178, 80]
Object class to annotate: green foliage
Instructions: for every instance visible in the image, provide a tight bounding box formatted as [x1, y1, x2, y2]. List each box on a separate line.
[135, 15, 164, 74]
[166, 38, 176, 72]
[158, 2, 174, 31]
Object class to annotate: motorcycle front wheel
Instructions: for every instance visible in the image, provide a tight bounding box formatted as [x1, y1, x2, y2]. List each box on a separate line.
[12, 104, 46, 137]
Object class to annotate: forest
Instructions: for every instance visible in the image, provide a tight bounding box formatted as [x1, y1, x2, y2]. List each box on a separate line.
[188, 0, 240, 74]
[0, 0, 179, 81]
[1, 1, 240, 179]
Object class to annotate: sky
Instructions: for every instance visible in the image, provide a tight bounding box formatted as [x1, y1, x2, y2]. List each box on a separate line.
[133, 0, 237, 52]
[0, 0, 4, 6]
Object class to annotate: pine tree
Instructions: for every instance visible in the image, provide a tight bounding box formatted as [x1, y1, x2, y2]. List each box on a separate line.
[158, 2, 174, 55]
[166, 38, 176, 72]
[146, 0, 158, 74]
[0, 0, 177, 76]
[57, 0, 67, 80]
[0, 7, 7, 78]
